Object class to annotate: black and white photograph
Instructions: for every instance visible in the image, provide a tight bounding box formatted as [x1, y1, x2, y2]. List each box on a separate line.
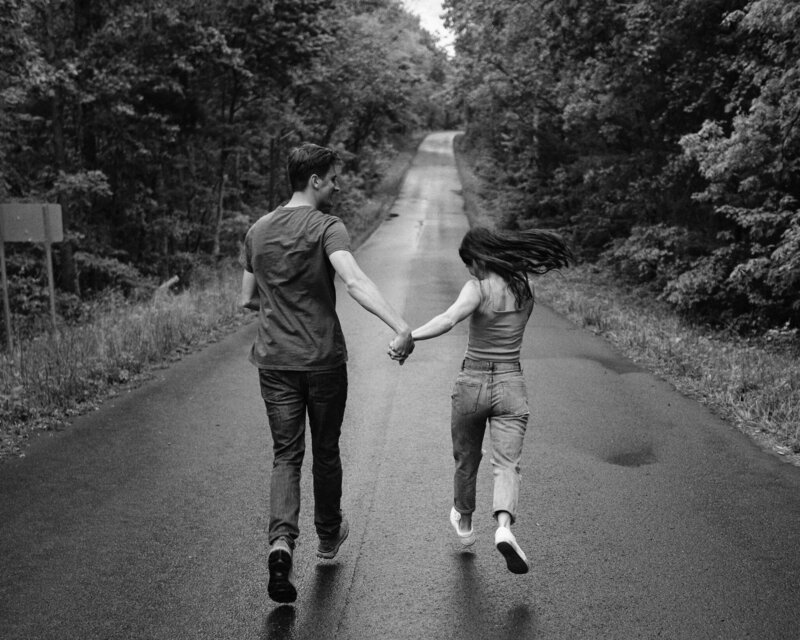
[1, 1, 798, 638]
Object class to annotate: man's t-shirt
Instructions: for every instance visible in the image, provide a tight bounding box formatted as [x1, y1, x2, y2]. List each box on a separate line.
[242, 205, 351, 370]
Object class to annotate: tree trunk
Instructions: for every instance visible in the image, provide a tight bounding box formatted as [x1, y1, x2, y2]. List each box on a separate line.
[45, 3, 79, 295]
[211, 157, 227, 259]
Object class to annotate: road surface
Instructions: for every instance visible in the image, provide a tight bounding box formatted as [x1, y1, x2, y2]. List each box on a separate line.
[1, 132, 798, 639]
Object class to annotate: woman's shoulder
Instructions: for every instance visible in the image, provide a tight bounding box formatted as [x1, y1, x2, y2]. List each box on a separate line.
[462, 277, 483, 298]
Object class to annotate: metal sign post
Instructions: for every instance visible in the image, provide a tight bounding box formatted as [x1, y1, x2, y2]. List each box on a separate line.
[41, 205, 58, 327]
[0, 203, 64, 352]
[0, 232, 11, 353]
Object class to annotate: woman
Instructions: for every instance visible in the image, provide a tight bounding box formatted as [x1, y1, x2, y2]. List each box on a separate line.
[392, 226, 572, 574]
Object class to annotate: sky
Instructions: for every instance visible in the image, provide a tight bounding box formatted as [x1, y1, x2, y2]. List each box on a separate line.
[401, 0, 454, 53]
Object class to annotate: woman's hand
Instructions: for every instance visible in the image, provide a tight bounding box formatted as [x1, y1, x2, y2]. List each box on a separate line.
[387, 332, 414, 365]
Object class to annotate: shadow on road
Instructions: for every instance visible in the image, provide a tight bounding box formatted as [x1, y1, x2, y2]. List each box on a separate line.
[452, 551, 539, 639]
[502, 604, 537, 640]
[263, 605, 296, 639]
[307, 563, 341, 609]
[262, 563, 344, 640]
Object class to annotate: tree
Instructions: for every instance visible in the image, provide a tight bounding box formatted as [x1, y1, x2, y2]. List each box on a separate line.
[0, 0, 452, 330]
[444, 0, 800, 331]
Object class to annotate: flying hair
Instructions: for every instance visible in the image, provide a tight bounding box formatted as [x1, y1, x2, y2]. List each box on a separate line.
[458, 227, 574, 308]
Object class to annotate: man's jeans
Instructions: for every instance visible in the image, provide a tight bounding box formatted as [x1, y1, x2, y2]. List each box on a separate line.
[451, 360, 529, 524]
[259, 366, 348, 546]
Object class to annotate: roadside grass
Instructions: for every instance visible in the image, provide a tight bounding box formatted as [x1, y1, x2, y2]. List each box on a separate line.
[453, 134, 800, 464]
[0, 141, 420, 461]
[0, 266, 246, 459]
[535, 267, 800, 461]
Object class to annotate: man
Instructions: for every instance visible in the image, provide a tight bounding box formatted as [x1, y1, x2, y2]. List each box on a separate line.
[240, 143, 414, 604]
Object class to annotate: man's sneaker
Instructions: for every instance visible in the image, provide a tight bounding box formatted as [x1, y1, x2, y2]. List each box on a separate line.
[495, 526, 529, 574]
[449, 507, 476, 546]
[268, 538, 297, 603]
[316, 518, 349, 559]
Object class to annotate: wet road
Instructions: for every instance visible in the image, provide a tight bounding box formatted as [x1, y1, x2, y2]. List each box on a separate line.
[1, 132, 799, 639]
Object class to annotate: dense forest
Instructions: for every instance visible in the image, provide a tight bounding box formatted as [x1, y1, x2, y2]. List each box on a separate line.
[0, 0, 451, 338]
[444, 0, 799, 335]
[3, 0, 798, 341]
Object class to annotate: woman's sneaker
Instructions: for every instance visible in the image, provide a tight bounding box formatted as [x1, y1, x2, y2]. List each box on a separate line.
[268, 538, 297, 603]
[450, 507, 476, 546]
[495, 526, 529, 574]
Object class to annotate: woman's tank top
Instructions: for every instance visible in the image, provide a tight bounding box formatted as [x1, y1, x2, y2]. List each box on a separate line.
[465, 279, 534, 362]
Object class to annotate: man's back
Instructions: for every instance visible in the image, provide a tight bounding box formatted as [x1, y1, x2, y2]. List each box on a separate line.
[243, 205, 351, 370]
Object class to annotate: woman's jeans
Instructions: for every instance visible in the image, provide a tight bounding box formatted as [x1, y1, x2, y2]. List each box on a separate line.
[451, 360, 529, 524]
[258, 366, 348, 547]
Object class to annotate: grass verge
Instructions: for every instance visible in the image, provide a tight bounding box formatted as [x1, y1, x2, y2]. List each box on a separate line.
[453, 135, 800, 466]
[0, 266, 247, 460]
[0, 141, 418, 461]
[535, 268, 800, 463]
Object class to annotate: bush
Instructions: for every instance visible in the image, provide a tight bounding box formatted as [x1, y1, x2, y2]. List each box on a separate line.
[661, 245, 751, 329]
[602, 224, 703, 290]
[74, 251, 151, 296]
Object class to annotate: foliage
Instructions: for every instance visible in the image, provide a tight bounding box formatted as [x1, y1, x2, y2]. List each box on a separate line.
[445, 0, 800, 332]
[603, 224, 702, 290]
[1, 0, 453, 340]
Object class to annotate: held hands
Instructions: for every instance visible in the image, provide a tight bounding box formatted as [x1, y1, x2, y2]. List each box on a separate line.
[387, 331, 414, 365]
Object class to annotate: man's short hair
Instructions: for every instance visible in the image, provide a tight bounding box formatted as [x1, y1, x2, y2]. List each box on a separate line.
[287, 143, 340, 192]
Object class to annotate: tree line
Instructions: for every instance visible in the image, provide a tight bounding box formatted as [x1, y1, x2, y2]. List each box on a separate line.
[0, 0, 451, 335]
[443, 0, 799, 334]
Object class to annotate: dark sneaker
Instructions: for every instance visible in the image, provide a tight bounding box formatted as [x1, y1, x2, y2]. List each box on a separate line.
[316, 518, 349, 559]
[268, 538, 297, 603]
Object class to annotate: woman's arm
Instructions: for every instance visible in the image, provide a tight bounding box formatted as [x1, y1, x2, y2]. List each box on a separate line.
[412, 279, 481, 341]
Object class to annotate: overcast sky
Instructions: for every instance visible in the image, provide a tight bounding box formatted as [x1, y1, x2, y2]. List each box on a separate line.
[401, 0, 454, 53]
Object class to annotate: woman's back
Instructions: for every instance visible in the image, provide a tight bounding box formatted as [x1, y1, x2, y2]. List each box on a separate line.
[465, 275, 533, 362]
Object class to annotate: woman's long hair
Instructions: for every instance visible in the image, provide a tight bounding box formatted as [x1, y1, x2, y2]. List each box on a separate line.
[458, 227, 573, 308]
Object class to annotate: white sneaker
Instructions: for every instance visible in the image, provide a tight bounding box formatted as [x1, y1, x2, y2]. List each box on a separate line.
[495, 526, 529, 574]
[449, 507, 476, 546]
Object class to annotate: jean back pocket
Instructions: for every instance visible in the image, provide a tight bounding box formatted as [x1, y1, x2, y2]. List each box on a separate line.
[452, 378, 483, 414]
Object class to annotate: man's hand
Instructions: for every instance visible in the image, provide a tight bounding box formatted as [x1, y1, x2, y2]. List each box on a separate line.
[387, 331, 414, 365]
[242, 298, 260, 311]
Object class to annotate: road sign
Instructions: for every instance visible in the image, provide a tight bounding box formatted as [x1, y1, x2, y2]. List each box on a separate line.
[0, 203, 64, 243]
[0, 203, 64, 352]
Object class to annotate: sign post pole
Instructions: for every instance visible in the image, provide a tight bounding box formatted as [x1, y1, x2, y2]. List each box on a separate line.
[42, 205, 57, 329]
[0, 232, 12, 353]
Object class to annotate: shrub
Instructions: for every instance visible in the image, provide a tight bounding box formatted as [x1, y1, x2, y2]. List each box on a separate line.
[661, 244, 752, 329]
[602, 224, 701, 290]
[73, 251, 151, 296]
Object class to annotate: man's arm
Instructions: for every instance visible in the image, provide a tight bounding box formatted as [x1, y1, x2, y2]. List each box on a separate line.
[328, 250, 413, 355]
[240, 270, 259, 311]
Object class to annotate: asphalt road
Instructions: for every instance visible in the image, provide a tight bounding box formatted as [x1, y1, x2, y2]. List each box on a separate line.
[1, 132, 799, 640]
